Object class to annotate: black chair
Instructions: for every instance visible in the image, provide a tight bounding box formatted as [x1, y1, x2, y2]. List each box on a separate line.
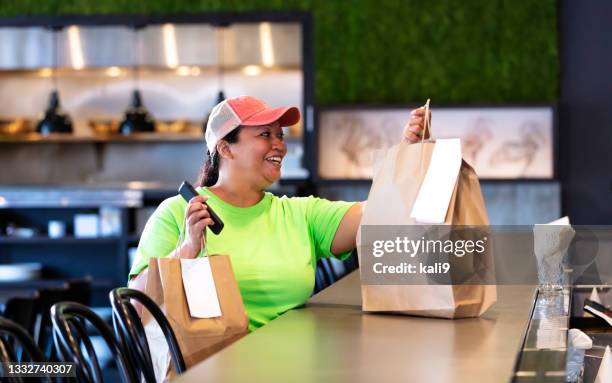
[314, 258, 338, 293]
[344, 249, 360, 273]
[0, 277, 92, 354]
[33, 285, 70, 357]
[51, 302, 137, 383]
[110, 288, 186, 382]
[34, 278, 92, 359]
[64, 278, 92, 307]
[0, 289, 40, 335]
[314, 250, 360, 293]
[0, 317, 49, 383]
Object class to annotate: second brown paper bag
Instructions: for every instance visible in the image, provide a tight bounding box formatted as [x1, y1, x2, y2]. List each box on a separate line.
[143, 255, 248, 381]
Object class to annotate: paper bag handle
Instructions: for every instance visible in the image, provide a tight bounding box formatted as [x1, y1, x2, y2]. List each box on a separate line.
[419, 98, 431, 144]
[174, 213, 208, 259]
[418, 98, 432, 174]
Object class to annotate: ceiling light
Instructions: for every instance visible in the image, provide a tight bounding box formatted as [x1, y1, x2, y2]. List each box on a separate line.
[119, 90, 155, 135]
[106, 66, 122, 77]
[162, 24, 179, 68]
[39, 68, 53, 77]
[259, 22, 275, 67]
[37, 29, 73, 135]
[176, 66, 190, 76]
[67, 26, 85, 70]
[243, 65, 261, 76]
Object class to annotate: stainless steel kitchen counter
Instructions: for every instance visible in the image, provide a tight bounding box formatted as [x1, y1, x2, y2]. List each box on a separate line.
[174, 272, 537, 383]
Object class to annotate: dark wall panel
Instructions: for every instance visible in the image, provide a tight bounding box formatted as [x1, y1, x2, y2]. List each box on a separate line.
[559, 0, 612, 224]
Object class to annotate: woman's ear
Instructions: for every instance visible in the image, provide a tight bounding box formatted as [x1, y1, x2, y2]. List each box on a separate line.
[217, 140, 233, 160]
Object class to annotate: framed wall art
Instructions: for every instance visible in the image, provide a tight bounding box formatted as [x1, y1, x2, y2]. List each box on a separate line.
[317, 106, 555, 180]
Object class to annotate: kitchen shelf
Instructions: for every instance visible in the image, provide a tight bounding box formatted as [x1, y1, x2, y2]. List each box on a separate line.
[0, 132, 305, 144]
[0, 236, 122, 244]
[0, 65, 302, 78]
[0, 278, 117, 293]
[0, 131, 205, 143]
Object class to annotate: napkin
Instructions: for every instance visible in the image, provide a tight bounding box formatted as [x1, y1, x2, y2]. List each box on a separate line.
[533, 216, 575, 284]
[566, 329, 592, 382]
[534, 217, 574, 257]
[568, 328, 593, 349]
[590, 287, 603, 304]
[595, 345, 612, 383]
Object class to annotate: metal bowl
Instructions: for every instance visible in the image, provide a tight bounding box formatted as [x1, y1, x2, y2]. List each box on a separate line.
[156, 120, 188, 133]
[89, 120, 120, 135]
[0, 118, 33, 135]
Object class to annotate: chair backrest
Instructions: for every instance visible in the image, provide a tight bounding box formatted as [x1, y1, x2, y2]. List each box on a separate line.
[314, 258, 338, 293]
[110, 287, 186, 381]
[65, 278, 92, 306]
[35, 278, 92, 360]
[0, 289, 40, 335]
[32, 285, 70, 356]
[0, 317, 49, 383]
[51, 302, 137, 383]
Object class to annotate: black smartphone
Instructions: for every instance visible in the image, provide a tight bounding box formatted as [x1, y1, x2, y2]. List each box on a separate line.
[178, 181, 224, 235]
[584, 299, 612, 326]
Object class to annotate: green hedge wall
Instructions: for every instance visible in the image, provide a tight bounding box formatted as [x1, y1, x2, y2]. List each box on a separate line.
[0, 0, 558, 104]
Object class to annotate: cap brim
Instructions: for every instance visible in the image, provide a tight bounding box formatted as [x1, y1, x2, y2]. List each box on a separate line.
[240, 106, 301, 127]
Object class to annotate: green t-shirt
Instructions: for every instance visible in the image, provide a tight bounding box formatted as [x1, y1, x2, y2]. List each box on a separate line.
[129, 187, 355, 331]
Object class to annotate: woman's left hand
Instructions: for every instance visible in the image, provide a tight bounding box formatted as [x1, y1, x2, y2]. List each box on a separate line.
[403, 107, 431, 143]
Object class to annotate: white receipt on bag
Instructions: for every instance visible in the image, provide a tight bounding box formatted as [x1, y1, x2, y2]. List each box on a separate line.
[411, 138, 462, 224]
[180, 257, 222, 318]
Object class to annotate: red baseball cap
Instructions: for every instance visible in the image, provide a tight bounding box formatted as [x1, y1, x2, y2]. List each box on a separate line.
[205, 95, 301, 153]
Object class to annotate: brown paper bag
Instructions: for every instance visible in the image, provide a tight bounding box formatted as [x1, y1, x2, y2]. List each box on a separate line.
[143, 255, 248, 380]
[358, 135, 497, 318]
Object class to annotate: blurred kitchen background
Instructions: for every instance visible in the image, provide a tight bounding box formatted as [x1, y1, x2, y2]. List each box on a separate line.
[0, 1, 610, 304]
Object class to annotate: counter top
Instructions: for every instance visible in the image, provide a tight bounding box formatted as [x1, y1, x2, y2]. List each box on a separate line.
[0, 180, 307, 208]
[174, 272, 537, 382]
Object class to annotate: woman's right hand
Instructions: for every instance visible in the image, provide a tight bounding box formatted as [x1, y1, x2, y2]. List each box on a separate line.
[179, 195, 215, 259]
[403, 106, 431, 143]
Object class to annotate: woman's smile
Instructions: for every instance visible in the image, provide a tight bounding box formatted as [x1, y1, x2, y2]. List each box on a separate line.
[265, 155, 283, 168]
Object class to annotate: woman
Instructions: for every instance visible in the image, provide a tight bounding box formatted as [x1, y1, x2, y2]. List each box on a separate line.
[129, 95, 429, 331]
